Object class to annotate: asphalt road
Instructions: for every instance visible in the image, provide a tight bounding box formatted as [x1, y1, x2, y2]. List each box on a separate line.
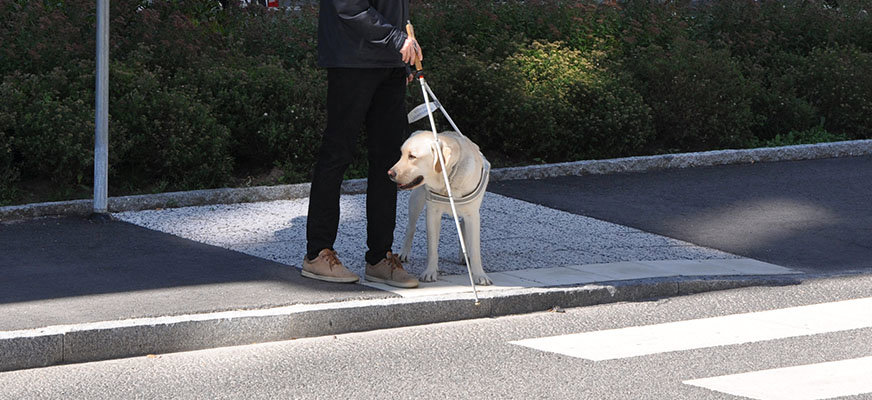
[490, 156, 872, 273]
[2, 275, 870, 399]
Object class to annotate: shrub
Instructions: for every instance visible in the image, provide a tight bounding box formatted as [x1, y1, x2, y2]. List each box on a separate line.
[419, 41, 652, 163]
[784, 45, 872, 139]
[689, 0, 871, 59]
[215, 2, 320, 70]
[564, 74, 655, 159]
[270, 64, 331, 183]
[412, 0, 622, 63]
[0, 130, 18, 203]
[734, 50, 820, 142]
[3, 0, 872, 205]
[110, 0, 228, 75]
[617, 0, 694, 54]
[756, 0, 871, 55]
[759, 125, 850, 147]
[0, 0, 95, 76]
[0, 90, 17, 200]
[109, 59, 233, 191]
[690, 1, 872, 142]
[501, 41, 653, 160]
[176, 59, 326, 181]
[627, 38, 761, 152]
[411, 0, 526, 62]
[747, 85, 820, 143]
[0, 64, 95, 186]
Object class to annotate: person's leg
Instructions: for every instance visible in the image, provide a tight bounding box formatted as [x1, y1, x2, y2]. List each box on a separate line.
[306, 68, 381, 259]
[363, 67, 408, 265]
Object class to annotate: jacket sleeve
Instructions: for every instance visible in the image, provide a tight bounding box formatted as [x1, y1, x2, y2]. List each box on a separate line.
[331, 0, 407, 52]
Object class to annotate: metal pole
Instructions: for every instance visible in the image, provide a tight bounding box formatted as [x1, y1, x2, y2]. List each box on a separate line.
[93, 0, 109, 216]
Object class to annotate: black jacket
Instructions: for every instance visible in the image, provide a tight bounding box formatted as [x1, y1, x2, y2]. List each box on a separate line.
[318, 0, 410, 68]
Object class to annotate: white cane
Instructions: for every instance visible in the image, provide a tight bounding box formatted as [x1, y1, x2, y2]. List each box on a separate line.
[406, 22, 481, 306]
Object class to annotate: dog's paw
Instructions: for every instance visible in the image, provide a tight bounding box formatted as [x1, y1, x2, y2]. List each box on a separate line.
[419, 269, 439, 282]
[398, 251, 410, 262]
[473, 273, 493, 286]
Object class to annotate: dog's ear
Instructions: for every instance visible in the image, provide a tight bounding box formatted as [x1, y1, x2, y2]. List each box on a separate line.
[441, 144, 452, 172]
[430, 141, 452, 174]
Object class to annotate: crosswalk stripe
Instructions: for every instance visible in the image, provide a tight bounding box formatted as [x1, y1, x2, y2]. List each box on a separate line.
[510, 297, 872, 361]
[683, 356, 872, 400]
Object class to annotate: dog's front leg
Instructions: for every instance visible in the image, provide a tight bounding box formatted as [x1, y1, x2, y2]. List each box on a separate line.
[461, 213, 492, 285]
[399, 187, 426, 262]
[420, 206, 442, 282]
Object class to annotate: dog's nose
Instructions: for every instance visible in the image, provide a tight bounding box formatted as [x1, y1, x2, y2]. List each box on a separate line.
[387, 169, 396, 179]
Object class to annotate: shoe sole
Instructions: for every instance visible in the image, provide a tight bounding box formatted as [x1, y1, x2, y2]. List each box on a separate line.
[301, 269, 359, 283]
[365, 274, 419, 288]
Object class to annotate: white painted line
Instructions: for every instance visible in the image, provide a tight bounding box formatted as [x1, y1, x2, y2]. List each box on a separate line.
[510, 297, 872, 361]
[684, 356, 872, 400]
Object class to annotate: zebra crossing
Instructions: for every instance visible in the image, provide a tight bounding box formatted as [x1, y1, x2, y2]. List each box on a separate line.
[510, 297, 872, 400]
[684, 356, 872, 400]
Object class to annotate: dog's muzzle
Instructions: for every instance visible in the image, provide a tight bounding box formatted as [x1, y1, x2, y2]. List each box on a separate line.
[397, 176, 424, 190]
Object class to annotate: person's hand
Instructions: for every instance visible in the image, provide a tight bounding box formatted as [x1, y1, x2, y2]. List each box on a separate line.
[400, 37, 423, 65]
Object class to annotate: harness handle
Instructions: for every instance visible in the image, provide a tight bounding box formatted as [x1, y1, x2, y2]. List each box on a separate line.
[405, 22, 424, 75]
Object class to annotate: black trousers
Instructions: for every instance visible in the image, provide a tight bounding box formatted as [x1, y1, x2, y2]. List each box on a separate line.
[306, 67, 408, 265]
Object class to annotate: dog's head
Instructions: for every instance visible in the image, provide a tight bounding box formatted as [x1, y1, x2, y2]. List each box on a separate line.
[388, 131, 453, 190]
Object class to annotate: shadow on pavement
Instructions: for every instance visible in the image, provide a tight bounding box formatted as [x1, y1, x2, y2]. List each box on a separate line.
[0, 216, 378, 305]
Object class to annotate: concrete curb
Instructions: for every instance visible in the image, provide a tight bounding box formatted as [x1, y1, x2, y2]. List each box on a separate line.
[489, 139, 872, 180]
[0, 274, 800, 372]
[2, 140, 871, 220]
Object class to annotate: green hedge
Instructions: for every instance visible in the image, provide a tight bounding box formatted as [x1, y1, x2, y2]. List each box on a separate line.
[2, 0, 872, 205]
[418, 41, 653, 163]
[0, 64, 95, 189]
[109, 58, 234, 191]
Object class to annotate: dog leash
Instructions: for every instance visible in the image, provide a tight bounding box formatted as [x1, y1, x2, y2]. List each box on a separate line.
[406, 22, 481, 306]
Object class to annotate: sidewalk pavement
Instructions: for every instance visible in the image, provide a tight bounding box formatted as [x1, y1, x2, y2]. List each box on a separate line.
[4, 142, 871, 372]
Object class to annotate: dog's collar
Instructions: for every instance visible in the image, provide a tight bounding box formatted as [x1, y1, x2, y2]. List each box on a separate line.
[426, 156, 490, 206]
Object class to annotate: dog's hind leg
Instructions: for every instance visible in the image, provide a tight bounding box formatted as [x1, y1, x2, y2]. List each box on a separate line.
[399, 187, 426, 262]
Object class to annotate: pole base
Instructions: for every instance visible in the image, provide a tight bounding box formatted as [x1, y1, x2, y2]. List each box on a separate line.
[88, 212, 112, 223]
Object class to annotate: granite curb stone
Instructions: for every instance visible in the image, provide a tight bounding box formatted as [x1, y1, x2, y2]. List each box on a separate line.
[0, 333, 63, 373]
[0, 275, 799, 372]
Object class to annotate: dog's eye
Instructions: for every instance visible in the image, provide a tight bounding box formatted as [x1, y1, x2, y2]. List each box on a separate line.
[408, 154, 417, 160]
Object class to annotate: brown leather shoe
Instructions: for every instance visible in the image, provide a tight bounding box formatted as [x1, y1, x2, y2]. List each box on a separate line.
[301, 249, 359, 283]
[365, 251, 419, 288]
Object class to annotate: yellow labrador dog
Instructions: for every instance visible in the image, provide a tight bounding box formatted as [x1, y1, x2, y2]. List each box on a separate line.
[388, 130, 492, 285]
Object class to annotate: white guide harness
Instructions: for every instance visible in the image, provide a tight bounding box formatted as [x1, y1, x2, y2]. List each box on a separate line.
[425, 157, 490, 206]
